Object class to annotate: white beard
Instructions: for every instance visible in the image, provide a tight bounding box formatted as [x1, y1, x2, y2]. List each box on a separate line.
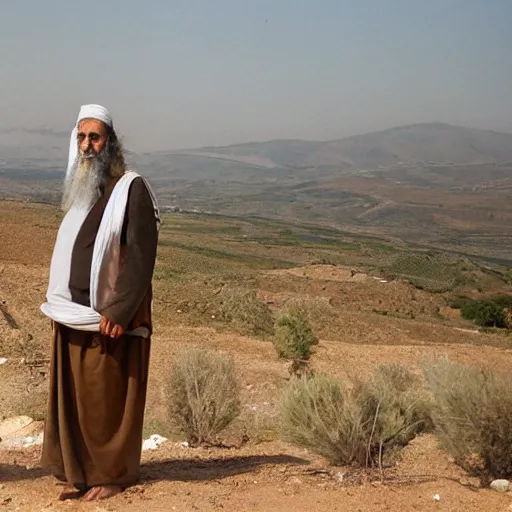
[61, 150, 110, 213]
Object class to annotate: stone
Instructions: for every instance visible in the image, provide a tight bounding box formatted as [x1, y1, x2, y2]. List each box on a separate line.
[141, 434, 168, 451]
[490, 479, 510, 492]
[0, 416, 34, 439]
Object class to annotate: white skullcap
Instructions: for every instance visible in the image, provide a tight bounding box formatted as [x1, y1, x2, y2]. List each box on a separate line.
[66, 104, 114, 180]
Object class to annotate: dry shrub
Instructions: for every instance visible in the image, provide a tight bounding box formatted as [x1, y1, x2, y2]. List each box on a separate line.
[273, 302, 318, 361]
[218, 287, 274, 337]
[423, 358, 512, 483]
[354, 363, 433, 467]
[279, 374, 365, 464]
[279, 364, 431, 467]
[167, 347, 241, 446]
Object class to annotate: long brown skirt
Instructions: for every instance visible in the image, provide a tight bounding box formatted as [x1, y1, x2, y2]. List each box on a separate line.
[41, 323, 151, 490]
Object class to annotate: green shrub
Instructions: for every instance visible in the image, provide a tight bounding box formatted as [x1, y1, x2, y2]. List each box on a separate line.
[167, 347, 241, 446]
[279, 364, 431, 467]
[473, 302, 507, 328]
[218, 287, 274, 337]
[423, 358, 512, 484]
[459, 299, 479, 319]
[448, 296, 472, 310]
[490, 295, 512, 309]
[460, 299, 507, 328]
[273, 304, 318, 361]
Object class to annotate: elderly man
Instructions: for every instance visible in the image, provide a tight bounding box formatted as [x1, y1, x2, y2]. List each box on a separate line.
[40, 104, 159, 501]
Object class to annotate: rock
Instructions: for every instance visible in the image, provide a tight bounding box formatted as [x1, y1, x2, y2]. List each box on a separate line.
[0, 432, 43, 449]
[0, 416, 34, 439]
[142, 434, 168, 451]
[490, 479, 510, 492]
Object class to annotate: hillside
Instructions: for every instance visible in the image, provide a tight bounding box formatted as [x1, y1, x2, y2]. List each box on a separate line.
[174, 123, 512, 168]
[3, 123, 512, 176]
[2, 123, 512, 263]
[2, 201, 512, 510]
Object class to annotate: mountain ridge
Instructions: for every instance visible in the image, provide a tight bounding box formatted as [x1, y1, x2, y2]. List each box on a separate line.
[2, 122, 512, 170]
[173, 122, 512, 169]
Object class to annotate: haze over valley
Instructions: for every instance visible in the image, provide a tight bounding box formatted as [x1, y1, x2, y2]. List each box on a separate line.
[2, 122, 512, 264]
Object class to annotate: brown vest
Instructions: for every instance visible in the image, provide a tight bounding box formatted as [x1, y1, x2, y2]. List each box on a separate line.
[70, 176, 155, 334]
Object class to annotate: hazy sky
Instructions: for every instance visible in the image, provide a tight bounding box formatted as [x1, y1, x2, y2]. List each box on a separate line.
[1, 0, 511, 151]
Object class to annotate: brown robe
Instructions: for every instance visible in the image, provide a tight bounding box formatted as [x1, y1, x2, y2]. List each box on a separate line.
[41, 177, 158, 490]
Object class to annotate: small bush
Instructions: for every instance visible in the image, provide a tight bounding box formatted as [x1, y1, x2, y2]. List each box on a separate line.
[490, 295, 512, 309]
[273, 304, 319, 361]
[448, 295, 472, 310]
[279, 364, 431, 467]
[460, 299, 507, 328]
[459, 299, 478, 319]
[279, 374, 365, 465]
[167, 347, 241, 446]
[423, 358, 512, 483]
[218, 287, 274, 337]
[473, 302, 507, 328]
[354, 363, 433, 466]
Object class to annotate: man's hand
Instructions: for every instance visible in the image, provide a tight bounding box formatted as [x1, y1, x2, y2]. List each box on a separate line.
[99, 316, 125, 339]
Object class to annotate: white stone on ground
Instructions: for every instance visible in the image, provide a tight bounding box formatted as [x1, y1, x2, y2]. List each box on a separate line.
[142, 434, 168, 451]
[490, 479, 510, 492]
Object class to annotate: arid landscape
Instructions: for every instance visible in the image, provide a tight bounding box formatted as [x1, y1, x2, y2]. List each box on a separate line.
[3, 0, 512, 507]
[3, 122, 512, 263]
[1, 182, 512, 510]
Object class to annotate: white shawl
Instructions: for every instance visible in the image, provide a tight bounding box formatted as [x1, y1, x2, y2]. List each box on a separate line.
[41, 171, 160, 335]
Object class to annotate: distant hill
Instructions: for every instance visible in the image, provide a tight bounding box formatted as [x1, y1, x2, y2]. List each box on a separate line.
[2, 123, 512, 178]
[2, 123, 512, 262]
[174, 123, 512, 169]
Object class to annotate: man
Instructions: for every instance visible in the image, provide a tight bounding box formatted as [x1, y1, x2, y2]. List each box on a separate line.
[40, 104, 159, 501]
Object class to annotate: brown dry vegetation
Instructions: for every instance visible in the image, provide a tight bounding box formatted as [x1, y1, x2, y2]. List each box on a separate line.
[1, 200, 512, 510]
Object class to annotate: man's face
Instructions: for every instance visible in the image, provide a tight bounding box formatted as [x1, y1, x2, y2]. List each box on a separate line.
[77, 119, 109, 156]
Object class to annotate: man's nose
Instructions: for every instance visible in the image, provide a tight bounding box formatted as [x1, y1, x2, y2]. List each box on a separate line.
[80, 137, 91, 152]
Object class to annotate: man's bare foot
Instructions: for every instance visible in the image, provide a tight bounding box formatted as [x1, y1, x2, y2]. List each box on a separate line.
[83, 486, 123, 501]
[58, 489, 86, 501]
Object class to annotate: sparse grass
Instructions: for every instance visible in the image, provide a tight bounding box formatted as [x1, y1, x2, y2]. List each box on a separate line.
[159, 240, 294, 269]
[13, 393, 47, 422]
[279, 364, 432, 467]
[167, 347, 241, 446]
[423, 358, 512, 484]
[153, 265, 183, 281]
[142, 417, 182, 442]
[217, 287, 275, 337]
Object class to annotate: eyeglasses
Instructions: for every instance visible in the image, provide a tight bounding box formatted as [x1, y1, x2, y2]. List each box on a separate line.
[77, 132, 105, 143]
